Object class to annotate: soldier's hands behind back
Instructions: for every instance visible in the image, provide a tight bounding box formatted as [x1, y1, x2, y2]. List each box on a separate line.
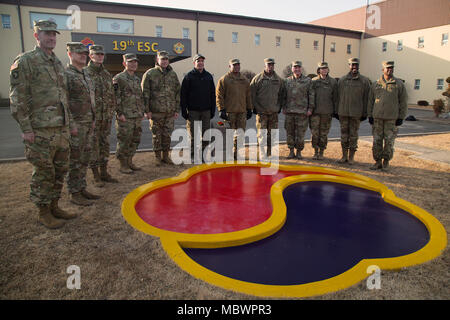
[395, 119, 403, 126]
[220, 110, 229, 121]
[22, 132, 35, 143]
[369, 117, 374, 125]
[246, 109, 252, 120]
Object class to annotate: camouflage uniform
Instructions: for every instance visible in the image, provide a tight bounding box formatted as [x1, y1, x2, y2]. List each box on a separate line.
[85, 49, 116, 171]
[141, 53, 180, 156]
[283, 71, 314, 153]
[65, 61, 95, 194]
[10, 43, 73, 207]
[310, 64, 338, 154]
[368, 61, 408, 167]
[250, 59, 285, 155]
[113, 65, 144, 162]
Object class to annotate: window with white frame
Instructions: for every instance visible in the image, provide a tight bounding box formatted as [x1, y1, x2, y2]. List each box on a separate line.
[397, 40, 403, 51]
[208, 30, 215, 42]
[414, 79, 420, 90]
[232, 32, 238, 43]
[2, 14, 11, 29]
[347, 44, 352, 54]
[97, 17, 133, 34]
[254, 34, 260, 46]
[330, 42, 336, 52]
[442, 33, 448, 46]
[295, 39, 300, 49]
[418, 36, 424, 48]
[437, 79, 444, 90]
[30, 12, 71, 30]
[382, 41, 387, 52]
[182, 28, 189, 39]
[156, 25, 162, 37]
[313, 40, 319, 50]
[276, 36, 281, 47]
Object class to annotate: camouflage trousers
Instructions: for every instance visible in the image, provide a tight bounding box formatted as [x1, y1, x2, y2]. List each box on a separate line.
[339, 116, 361, 151]
[90, 118, 112, 168]
[24, 127, 70, 206]
[256, 113, 278, 148]
[116, 117, 142, 160]
[227, 112, 247, 152]
[186, 110, 211, 156]
[67, 122, 93, 194]
[150, 112, 175, 152]
[285, 113, 309, 150]
[309, 114, 332, 150]
[372, 119, 398, 161]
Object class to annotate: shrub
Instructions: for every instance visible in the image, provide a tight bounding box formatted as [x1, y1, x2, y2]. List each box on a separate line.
[240, 69, 256, 82]
[417, 100, 429, 106]
[432, 99, 445, 116]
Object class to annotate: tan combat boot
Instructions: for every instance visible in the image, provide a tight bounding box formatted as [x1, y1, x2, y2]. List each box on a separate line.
[318, 149, 325, 160]
[119, 158, 133, 174]
[312, 148, 319, 160]
[382, 159, 390, 170]
[128, 157, 141, 171]
[81, 189, 101, 200]
[91, 167, 105, 188]
[154, 151, 163, 167]
[287, 149, 295, 159]
[337, 148, 348, 163]
[100, 164, 119, 183]
[370, 160, 383, 170]
[71, 192, 93, 206]
[50, 199, 77, 220]
[348, 150, 356, 165]
[162, 150, 174, 165]
[38, 204, 65, 229]
[296, 149, 303, 160]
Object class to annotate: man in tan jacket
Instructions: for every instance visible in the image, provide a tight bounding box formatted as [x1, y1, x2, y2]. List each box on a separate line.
[216, 58, 252, 159]
[336, 57, 371, 165]
[368, 61, 407, 170]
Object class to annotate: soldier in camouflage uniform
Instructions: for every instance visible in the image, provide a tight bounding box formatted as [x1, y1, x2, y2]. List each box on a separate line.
[113, 53, 145, 173]
[368, 61, 408, 170]
[86, 45, 118, 185]
[336, 58, 371, 165]
[282, 61, 314, 159]
[216, 58, 252, 160]
[141, 51, 180, 166]
[10, 20, 77, 229]
[250, 58, 285, 157]
[65, 42, 101, 206]
[310, 62, 338, 160]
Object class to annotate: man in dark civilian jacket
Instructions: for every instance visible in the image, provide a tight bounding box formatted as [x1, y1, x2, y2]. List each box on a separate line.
[180, 53, 216, 162]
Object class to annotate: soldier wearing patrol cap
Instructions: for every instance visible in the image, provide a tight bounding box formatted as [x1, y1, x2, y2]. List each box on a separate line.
[65, 42, 100, 207]
[10, 20, 78, 229]
[250, 58, 285, 158]
[216, 58, 252, 160]
[86, 44, 119, 185]
[141, 50, 181, 166]
[281, 60, 314, 160]
[336, 57, 371, 165]
[180, 53, 216, 162]
[368, 61, 408, 170]
[310, 61, 338, 160]
[113, 53, 145, 173]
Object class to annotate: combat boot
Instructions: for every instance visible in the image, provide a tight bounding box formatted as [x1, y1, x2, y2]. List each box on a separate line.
[162, 150, 174, 165]
[338, 148, 348, 163]
[296, 149, 303, 160]
[70, 192, 93, 206]
[155, 151, 163, 167]
[91, 167, 105, 188]
[382, 159, 390, 170]
[100, 165, 119, 183]
[119, 158, 133, 174]
[318, 149, 325, 160]
[348, 150, 356, 165]
[287, 148, 295, 159]
[81, 189, 101, 200]
[38, 204, 65, 229]
[370, 160, 383, 170]
[128, 157, 141, 171]
[312, 148, 319, 160]
[50, 199, 77, 220]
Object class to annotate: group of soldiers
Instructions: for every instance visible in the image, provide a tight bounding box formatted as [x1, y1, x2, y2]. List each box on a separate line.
[10, 20, 408, 229]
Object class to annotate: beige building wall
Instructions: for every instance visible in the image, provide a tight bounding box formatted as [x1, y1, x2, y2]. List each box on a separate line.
[361, 25, 450, 104]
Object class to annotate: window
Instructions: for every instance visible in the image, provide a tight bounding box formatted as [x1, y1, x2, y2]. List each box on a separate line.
[397, 40, 403, 51]
[418, 36, 424, 48]
[442, 33, 448, 46]
[2, 14, 11, 29]
[330, 42, 336, 52]
[232, 32, 238, 43]
[182, 28, 189, 39]
[414, 79, 421, 90]
[295, 39, 300, 49]
[347, 44, 352, 54]
[382, 41, 387, 52]
[437, 79, 444, 90]
[156, 25, 162, 37]
[208, 30, 214, 42]
[276, 36, 281, 47]
[97, 17, 133, 34]
[30, 12, 71, 30]
[313, 40, 319, 50]
[254, 34, 260, 46]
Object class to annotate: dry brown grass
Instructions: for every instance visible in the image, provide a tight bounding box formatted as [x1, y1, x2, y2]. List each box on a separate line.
[1, 134, 449, 300]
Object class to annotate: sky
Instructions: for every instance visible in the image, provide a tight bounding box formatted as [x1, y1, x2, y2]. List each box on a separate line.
[95, 0, 370, 24]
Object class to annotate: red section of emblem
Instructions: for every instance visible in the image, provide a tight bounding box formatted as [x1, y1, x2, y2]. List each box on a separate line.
[80, 37, 94, 46]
